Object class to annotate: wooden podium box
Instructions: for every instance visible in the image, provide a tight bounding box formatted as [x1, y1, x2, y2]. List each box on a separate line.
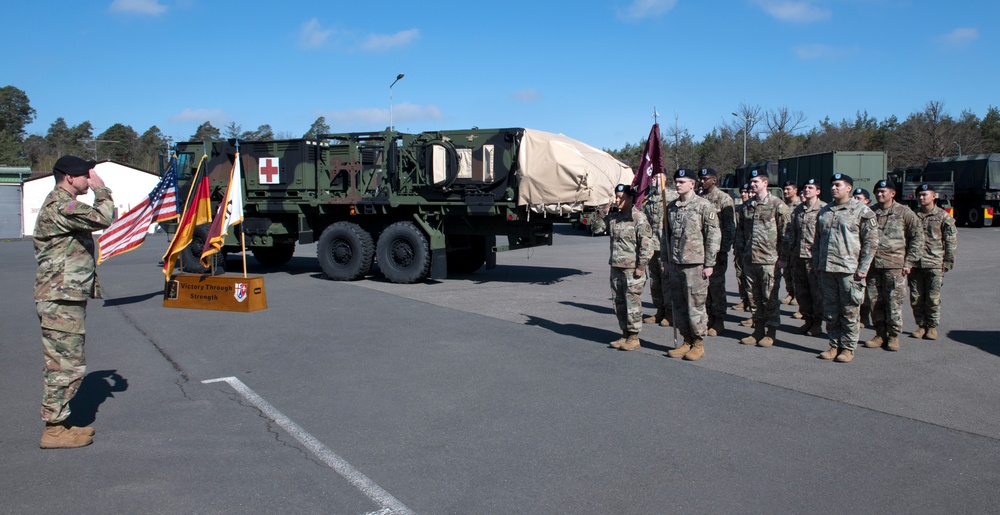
[163, 273, 267, 312]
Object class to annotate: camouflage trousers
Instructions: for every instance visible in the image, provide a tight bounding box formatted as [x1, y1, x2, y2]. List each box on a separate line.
[908, 267, 944, 328]
[791, 257, 823, 320]
[734, 253, 752, 310]
[668, 264, 709, 339]
[746, 263, 781, 328]
[867, 268, 907, 337]
[782, 261, 795, 298]
[610, 267, 646, 334]
[37, 300, 87, 424]
[647, 252, 669, 312]
[821, 272, 864, 350]
[706, 252, 729, 319]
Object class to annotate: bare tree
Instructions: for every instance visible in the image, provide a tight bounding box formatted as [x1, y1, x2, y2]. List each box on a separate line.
[764, 106, 806, 158]
[732, 102, 762, 164]
[662, 114, 696, 171]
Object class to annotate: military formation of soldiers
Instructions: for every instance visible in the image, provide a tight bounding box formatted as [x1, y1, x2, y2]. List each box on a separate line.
[596, 169, 957, 364]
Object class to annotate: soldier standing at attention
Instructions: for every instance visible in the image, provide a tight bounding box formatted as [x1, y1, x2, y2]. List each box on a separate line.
[640, 180, 675, 327]
[784, 178, 826, 337]
[813, 174, 878, 363]
[34, 156, 113, 448]
[697, 168, 735, 336]
[853, 187, 874, 328]
[864, 179, 923, 351]
[592, 184, 654, 351]
[780, 180, 801, 308]
[909, 183, 957, 340]
[733, 184, 753, 318]
[737, 170, 790, 347]
[664, 169, 721, 360]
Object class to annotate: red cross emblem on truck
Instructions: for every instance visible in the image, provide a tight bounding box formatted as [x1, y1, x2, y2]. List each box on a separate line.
[259, 157, 280, 184]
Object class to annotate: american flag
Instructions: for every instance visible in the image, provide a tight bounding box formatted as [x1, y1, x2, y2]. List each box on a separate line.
[97, 160, 179, 264]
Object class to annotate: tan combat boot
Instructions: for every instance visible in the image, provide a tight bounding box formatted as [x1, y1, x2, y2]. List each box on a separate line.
[40, 424, 93, 449]
[65, 424, 95, 436]
[924, 327, 938, 340]
[792, 311, 804, 319]
[741, 324, 764, 345]
[835, 349, 855, 363]
[683, 339, 705, 361]
[864, 334, 885, 348]
[711, 317, 724, 336]
[610, 330, 628, 349]
[667, 337, 693, 358]
[806, 319, 824, 337]
[643, 313, 657, 324]
[911, 326, 926, 339]
[886, 335, 900, 351]
[733, 301, 745, 311]
[659, 314, 671, 327]
[781, 294, 794, 305]
[620, 332, 641, 351]
[758, 326, 777, 347]
[739, 317, 754, 327]
[818, 346, 839, 360]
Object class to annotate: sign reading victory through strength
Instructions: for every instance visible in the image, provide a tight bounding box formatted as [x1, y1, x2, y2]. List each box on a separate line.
[164, 273, 267, 312]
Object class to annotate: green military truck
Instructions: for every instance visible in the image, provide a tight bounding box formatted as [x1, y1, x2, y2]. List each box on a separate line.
[171, 128, 630, 283]
[920, 154, 999, 227]
[777, 151, 886, 202]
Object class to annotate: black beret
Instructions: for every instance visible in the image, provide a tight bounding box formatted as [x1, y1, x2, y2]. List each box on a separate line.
[918, 183, 935, 192]
[53, 155, 97, 176]
[674, 169, 693, 180]
[783, 180, 798, 188]
[615, 183, 635, 196]
[852, 187, 870, 200]
[874, 179, 895, 190]
[832, 173, 854, 186]
[749, 169, 765, 179]
[741, 183, 750, 191]
[699, 167, 718, 177]
[801, 178, 818, 188]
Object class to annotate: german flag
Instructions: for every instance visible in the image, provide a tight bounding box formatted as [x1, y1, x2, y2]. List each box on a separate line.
[163, 174, 213, 279]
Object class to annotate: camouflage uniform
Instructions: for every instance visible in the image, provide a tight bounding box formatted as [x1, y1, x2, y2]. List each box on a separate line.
[698, 187, 735, 321]
[733, 202, 752, 312]
[812, 199, 878, 351]
[34, 185, 113, 423]
[640, 185, 677, 324]
[592, 208, 654, 334]
[785, 199, 827, 324]
[868, 201, 923, 339]
[663, 195, 722, 340]
[909, 205, 957, 331]
[782, 198, 801, 301]
[736, 193, 789, 329]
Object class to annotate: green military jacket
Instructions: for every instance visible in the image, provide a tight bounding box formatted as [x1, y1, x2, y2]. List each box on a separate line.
[592, 208, 654, 269]
[698, 187, 736, 255]
[663, 195, 721, 267]
[812, 198, 878, 275]
[914, 205, 957, 270]
[785, 199, 827, 259]
[34, 186, 114, 301]
[737, 193, 789, 265]
[872, 201, 923, 270]
[641, 188, 664, 251]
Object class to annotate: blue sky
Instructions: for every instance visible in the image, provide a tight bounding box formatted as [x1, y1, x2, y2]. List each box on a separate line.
[6, 0, 995, 151]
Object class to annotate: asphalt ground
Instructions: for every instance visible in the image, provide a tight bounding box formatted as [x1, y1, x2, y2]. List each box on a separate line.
[2, 225, 999, 514]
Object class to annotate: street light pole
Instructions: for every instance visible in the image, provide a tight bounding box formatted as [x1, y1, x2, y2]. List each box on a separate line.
[955, 141, 962, 156]
[389, 73, 404, 131]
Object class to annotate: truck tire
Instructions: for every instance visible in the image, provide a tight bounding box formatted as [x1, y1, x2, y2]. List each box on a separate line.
[446, 235, 486, 275]
[181, 223, 226, 275]
[377, 222, 430, 283]
[317, 222, 374, 280]
[251, 243, 296, 267]
[967, 206, 984, 227]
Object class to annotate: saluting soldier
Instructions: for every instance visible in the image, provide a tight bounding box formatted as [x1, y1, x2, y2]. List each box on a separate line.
[781, 180, 801, 307]
[813, 174, 879, 363]
[737, 169, 790, 347]
[34, 156, 113, 448]
[592, 184, 654, 351]
[663, 169, 721, 361]
[697, 168, 735, 336]
[784, 178, 826, 336]
[640, 179, 676, 327]
[909, 183, 957, 341]
[864, 179, 923, 351]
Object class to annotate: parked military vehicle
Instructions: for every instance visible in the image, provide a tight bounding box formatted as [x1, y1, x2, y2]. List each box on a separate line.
[721, 160, 778, 204]
[898, 168, 955, 216]
[921, 154, 999, 227]
[777, 151, 886, 202]
[170, 128, 631, 283]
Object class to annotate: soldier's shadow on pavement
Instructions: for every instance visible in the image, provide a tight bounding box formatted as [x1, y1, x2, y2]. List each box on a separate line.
[947, 330, 1000, 358]
[559, 301, 615, 316]
[522, 314, 673, 353]
[103, 291, 162, 307]
[63, 370, 128, 428]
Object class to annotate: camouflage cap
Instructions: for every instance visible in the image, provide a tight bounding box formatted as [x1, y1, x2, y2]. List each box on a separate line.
[698, 167, 718, 178]
[874, 179, 896, 191]
[53, 155, 97, 176]
[832, 173, 854, 186]
[852, 187, 870, 200]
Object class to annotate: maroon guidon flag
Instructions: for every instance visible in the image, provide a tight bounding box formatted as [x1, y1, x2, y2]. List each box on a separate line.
[630, 123, 664, 207]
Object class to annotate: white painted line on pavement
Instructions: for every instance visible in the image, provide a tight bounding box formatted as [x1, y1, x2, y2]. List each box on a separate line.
[202, 376, 414, 515]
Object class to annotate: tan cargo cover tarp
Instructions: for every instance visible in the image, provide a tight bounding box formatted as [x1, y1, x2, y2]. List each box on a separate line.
[516, 129, 633, 216]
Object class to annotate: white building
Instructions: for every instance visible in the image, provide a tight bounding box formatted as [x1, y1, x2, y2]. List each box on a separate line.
[22, 161, 161, 237]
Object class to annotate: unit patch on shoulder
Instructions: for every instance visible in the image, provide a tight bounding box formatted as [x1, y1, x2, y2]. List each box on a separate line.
[65, 201, 77, 212]
[709, 211, 716, 220]
[868, 218, 877, 227]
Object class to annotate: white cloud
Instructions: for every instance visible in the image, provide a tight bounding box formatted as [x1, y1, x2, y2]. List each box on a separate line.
[793, 43, 859, 60]
[170, 108, 226, 124]
[362, 29, 420, 51]
[617, 0, 678, 21]
[109, 0, 167, 15]
[936, 27, 978, 48]
[754, 0, 831, 22]
[510, 89, 543, 102]
[322, 102, 443, 125]
[299, 18, 333, 49]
